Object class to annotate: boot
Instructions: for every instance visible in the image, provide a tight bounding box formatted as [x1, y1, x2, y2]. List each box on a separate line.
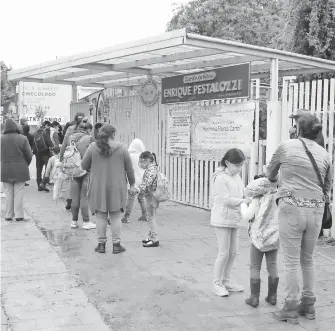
[245, 279, 261, 308]
[65, 199, 72, 211]
[121, 212, 130, 223]
[265, 277, 279, 305]
[39, 177, 50, 192]
[298, 296, 316, 320]
[273, 301, 299, 324]
[95, 243, 106, 253]
[113, 243, 126, 254]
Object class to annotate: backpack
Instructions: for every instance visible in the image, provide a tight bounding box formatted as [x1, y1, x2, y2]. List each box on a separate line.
[33, 129, 48, 153]
[62, 135, 87, 178]
[153, 171, 170, 202]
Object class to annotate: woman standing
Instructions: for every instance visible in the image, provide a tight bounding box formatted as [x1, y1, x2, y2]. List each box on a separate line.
[267, 114, 332, 323]
[81, 125, 136, 254]
[211, 148, 249, 297]
[1, 119, 33, 221]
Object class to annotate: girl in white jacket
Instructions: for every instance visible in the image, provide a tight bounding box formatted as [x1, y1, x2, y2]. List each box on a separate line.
[121, 138, 146, 223]
[241, 175, 279, 308]
[211, 149, 250, 297]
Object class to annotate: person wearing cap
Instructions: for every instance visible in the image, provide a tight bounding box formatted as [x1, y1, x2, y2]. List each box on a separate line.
[289, 109, 325, 147]
[289, 109, 326, 238]
[267, 114, 332, 323]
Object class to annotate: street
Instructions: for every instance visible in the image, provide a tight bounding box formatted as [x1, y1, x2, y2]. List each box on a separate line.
[1, 172, 335, 331]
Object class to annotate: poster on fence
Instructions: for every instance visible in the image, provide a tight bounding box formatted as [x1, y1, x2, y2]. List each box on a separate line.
[166, 103, 191, 155]
[191, 102, 255, 161]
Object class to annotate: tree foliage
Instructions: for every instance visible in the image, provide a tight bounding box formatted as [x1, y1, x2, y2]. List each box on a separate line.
[1, 61, 16, 106]
[292, 0, 335, 60]
[167, 0, 288, 50]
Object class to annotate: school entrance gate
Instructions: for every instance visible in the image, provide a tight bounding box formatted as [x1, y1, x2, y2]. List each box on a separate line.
[8, 29, 335, 232]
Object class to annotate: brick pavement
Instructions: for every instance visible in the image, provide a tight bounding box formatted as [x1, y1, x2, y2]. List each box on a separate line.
[1, 179, 335, 331]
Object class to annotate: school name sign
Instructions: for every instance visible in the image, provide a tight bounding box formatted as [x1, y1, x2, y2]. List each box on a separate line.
[161, 63, 250, 104]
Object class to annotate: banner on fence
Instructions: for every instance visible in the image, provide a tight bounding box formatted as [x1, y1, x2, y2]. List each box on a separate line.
[191, 102, 255, 160]
[165, 103, 191, 155]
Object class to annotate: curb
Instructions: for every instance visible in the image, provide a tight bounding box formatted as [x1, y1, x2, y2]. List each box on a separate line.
[1, 306, 11, 331]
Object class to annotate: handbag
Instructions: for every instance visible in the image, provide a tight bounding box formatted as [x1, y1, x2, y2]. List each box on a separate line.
[299, 138, 332, 229]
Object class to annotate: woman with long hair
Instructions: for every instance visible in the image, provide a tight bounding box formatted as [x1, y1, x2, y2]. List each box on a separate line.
[1, 119, 33, 221]
[81, 125, 136, 254]
[267, 114, 332, 323]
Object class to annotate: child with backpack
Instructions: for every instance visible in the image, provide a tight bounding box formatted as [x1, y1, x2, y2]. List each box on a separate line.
[241, 174, 279, 308]
[137, 151, 161, 248]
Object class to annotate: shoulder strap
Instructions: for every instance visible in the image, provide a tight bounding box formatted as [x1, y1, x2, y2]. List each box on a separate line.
[298, 138, 326, 196]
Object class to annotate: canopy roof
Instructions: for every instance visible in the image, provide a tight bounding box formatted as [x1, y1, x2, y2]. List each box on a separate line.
[8, 29, 335, 89]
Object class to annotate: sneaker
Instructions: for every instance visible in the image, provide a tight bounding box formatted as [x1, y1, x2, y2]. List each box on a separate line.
[212, 283, 229, 297]
[223, 281, 244, 292]
[143, 240, 159, 247]
[82, 222, 96, 230]
[70, 221, 78, 228]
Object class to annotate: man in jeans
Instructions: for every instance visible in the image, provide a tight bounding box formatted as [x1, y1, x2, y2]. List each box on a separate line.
[33, 121, 54, 192]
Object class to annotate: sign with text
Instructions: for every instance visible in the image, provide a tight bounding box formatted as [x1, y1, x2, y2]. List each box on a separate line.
[166, 103, 191, 155]
[191, 102, 255, 161]
[18, 82, 72, 125]
[161, 63, 250, 104]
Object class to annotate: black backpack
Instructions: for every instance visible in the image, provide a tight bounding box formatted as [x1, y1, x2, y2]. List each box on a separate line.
[33, 129, 48, 153]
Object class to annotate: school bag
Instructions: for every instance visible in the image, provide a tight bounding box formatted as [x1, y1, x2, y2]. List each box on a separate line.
[153, 170, 170, 202]
[33, 129, 48, 153]
[62, 135, 87, 178]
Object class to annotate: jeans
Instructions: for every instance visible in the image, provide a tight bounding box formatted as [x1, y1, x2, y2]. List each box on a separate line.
[70, 174, 89, 222]
[250, 244, 278, 279]
[35, 150, 51, 185]
[213, 227, 239, 284]
[146, 194, 158, 241]
[125, 191, 147, 217]
[2, 182, 25, 219]
[278, 201, 324, 302]
[96, 210, 122, 244]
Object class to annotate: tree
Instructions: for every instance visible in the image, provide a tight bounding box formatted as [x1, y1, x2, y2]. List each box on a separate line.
[1, 61, 16, 106]
[167, 0, 288, 50]
[292, 0, 335, 60]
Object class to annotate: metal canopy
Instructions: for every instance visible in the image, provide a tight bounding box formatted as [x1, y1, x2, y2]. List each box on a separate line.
[8, 29, 335, 89]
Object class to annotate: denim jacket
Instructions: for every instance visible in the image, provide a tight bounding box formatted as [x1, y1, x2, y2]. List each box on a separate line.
[267, 138, 332, 202]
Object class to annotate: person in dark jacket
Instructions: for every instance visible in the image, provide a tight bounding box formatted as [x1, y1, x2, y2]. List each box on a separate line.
[33, 120, 54, 192]
[1, 119, 33, 221]
[22, 124, 34, 149]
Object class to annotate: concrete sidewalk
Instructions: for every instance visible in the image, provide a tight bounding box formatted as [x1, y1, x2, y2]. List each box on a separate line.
[1, 199, 110, 331]
[1, 181, 335, 331]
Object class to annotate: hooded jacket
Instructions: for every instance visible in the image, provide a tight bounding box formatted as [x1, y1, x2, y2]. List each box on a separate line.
[128, 138, 145, 186]
[81, 140, 135, 212]
[1, 119, 33, 183]
[210, 167, 245, 228]
[241, 177, 279, 252]
[50, 127, 60, 148]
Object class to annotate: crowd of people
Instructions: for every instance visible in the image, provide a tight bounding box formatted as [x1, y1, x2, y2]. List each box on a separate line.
[1, 109, 332, 324]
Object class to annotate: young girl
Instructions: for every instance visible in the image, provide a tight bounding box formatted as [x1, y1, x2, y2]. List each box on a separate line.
[241, 175, 279, 308]
[39, 147, 62, 191]
[211, 149, 250, 297]
[137, 151, 159, 248]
